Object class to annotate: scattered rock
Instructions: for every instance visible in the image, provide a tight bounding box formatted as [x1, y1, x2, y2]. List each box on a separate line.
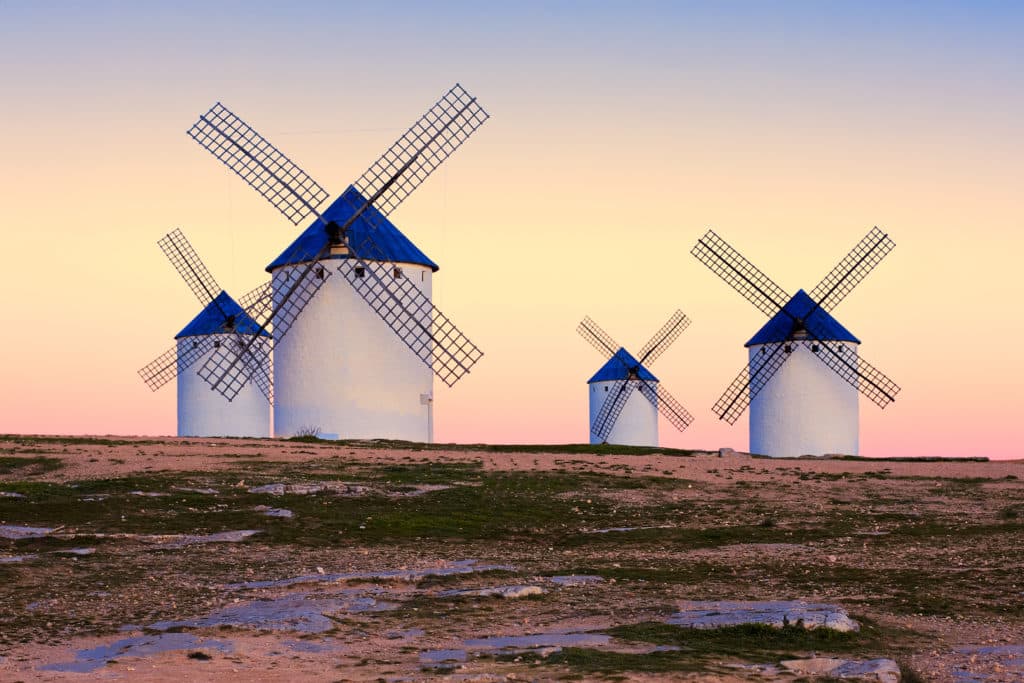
[0, 524, 56, 539]
[439, 585, 545, 599]
[38, 633, 232, 673]
[157, 530, 262, 549]
[248, 482, 369, 496]
[548, 574, 603, 586]
[420, 648, 468, 664]
[669, 600, 859, 632]
[254, 506, 294, 518]
[55, 547, 95, 556]
[464, 632, 611, 651]
[148, 590, 394, 633]
[782, 657, 900, 682]
[225, 559, 514, 590]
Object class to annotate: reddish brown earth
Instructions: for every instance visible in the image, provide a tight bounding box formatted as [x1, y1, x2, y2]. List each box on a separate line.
[1, 435, 1022, 681]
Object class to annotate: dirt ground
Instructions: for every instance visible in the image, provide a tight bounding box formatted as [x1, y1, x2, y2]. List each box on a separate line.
[1, 435, 1022, 682]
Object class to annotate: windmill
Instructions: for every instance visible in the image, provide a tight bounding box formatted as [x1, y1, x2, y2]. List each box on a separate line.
[186, 84, 488, 440]
[691, 228, 901, 457]
[138, 229, 272, 437]
[577, 311, 695, 446]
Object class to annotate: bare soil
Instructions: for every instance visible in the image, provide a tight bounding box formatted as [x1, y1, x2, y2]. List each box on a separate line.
[1, 435, 1022, 681]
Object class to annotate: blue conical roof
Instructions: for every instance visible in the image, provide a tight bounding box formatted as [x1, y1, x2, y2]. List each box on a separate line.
[266, 186, 439, 273]
[175, 291, 270, 339]
[587, 348, 659, 384]
[745, 290, 860, 347]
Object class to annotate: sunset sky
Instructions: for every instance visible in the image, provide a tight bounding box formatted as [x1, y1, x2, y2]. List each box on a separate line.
[0, 1, 1021, 458]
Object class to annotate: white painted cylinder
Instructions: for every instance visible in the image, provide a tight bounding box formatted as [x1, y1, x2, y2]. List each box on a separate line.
[176, 334, 271, 437]
[748, 342, 859, 457]
[271, 260, 434, 441]
[588, 380, 659, 447]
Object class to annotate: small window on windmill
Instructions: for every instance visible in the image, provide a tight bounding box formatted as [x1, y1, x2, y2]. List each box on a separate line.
[192, 341, 199, 349]
[811, 343, 820, 353]
[604, 386, 608, 392]
[393, 267, 403, 279]
[354, 266, 365, 278]
[315, 266, 326, 280]
[760, 347, 766, 355]
[214, 341, 221, 348]
[784, 343, 793, 353]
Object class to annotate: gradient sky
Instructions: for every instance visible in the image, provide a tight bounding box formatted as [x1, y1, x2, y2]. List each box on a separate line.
[0, 1, 1021, 458]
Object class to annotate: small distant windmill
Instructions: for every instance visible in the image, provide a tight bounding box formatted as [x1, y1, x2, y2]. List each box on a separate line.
[186, 85, 488, 440]
[138, 229, 272, 437]
[691, 228, 900, 457]
[577, 311, 695, 446]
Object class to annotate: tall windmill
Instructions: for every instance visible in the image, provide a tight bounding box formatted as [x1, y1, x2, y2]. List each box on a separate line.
[691, 228, 900, 457]
[138, 229, 272, 437]
[577, 311, 695, 446]
[186, 84, 488, 440]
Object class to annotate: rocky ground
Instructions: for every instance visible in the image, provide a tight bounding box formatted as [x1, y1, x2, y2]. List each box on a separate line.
[0, 434, 1022, 681]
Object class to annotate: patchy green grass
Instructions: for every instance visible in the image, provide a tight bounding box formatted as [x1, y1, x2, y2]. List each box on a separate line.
[0, 435, 163, 448]
[0, 456, 65, 475]
[534, 619, 908, 676]
[540, 622, 885, 675]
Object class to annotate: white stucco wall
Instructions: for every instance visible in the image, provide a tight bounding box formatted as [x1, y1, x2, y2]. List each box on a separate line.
[177, 334, 271, 437]
[272, 259, 434, 441]
[748, 342, 859, 458]
[588, 380, 659, 446]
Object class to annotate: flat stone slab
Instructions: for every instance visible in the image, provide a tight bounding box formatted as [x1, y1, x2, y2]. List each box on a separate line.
[248, 482, 370, 496]
[464, 632, 611, 650]
[782, 657, 900, 682]
[157, 530, 262, 548]
[39, 633, 233, 673]
[549, 574, 603, 586]
[255, 506, 294, 518]
[668, 600, 859, 632]
[439, 585, 545, 599]
[0, 525, 56, 539]
[225, 559, 514, 590]
[148, 589, 393, 634]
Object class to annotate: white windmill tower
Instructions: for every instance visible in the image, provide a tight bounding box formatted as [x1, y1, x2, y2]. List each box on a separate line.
[185, 85, 488, 441]
[691, 228, 901, 457]
[138, 229, 272, 438]
[577, 311, 695, 446]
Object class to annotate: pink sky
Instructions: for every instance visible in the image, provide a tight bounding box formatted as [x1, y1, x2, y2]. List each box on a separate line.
[0, 2, 1021, 458]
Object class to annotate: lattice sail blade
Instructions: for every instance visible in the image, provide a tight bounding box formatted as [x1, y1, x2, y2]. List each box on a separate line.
[577, 316, 622, 360]
[691, 230, 790, 318]
[195, 334, 273, 403]
[337, 258, 483, 387]
[712, 344, 793, 424]
[239, 282, 273, 327]
[353, 84, 489, 217]
[158, 229, 221, 307]
[187, 103, 330, 225]
[637, 310, 691, 367]
[138, 338, 217, 392]
[198, 259, 330, 400]
[591, 380, 637, 442]
[269, 261, 332, 343]
[637, 381, 695, 433]
[800, 341, 900, 409]
[810, 227, 895, 312]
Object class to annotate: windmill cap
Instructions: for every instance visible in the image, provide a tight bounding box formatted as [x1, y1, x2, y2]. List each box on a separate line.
[587, 348, 659, 384]
[175, 291, 270, 339]
[266, 185, 439, 273]
[745, 289, 860, 347]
